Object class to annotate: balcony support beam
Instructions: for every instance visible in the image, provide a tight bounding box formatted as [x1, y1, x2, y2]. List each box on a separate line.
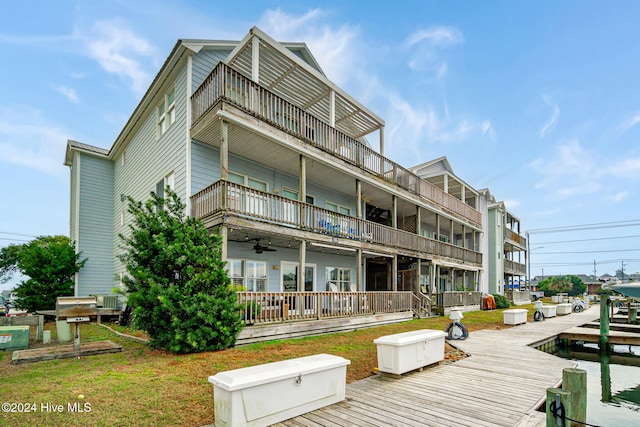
[220, 119, 229, 180]
[298, 240, 306, 292]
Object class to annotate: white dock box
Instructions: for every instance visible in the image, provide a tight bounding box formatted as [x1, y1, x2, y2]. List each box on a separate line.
[209, 353, 350, 427]
[556, 303, 572, 315]
[374, 329, 446, 375]
[541, 305, 557, 318]
[503, 309, 528, 325]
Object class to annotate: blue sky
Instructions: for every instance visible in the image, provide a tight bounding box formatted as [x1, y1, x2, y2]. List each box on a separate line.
[1, 0, 640, 290]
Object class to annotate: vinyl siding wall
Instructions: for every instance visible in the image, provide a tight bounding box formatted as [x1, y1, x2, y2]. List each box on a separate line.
[191, 49, 232, 92]
[112, 63, 190, 285]
[76, 153, 114, 296]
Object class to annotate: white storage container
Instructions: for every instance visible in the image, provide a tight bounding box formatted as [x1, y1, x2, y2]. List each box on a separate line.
[503, 309, 528, 325]
[541, 305, 557, 318]
[374, 329, 446, 375]
[209, 353, 350, 427]
[556, 303, 572, 315]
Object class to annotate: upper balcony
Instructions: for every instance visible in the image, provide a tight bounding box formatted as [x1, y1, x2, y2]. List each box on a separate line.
[191, 180, 482, 266]
[191, 62, 481, 228]
[505, 228, 527, 249]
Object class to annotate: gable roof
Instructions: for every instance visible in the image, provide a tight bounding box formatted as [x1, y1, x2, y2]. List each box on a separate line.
[65, 27, 383, 165]
[64, 140, 109, 166]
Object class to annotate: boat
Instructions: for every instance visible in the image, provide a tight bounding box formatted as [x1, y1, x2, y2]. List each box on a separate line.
[608, 282, 640, 299]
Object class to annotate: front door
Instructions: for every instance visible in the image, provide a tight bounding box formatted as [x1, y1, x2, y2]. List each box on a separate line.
[281, 262, 315, 291]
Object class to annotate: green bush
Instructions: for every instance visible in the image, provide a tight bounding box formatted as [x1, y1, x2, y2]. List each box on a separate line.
[119, 189, 243, 353]
[492, 294, 511, 309]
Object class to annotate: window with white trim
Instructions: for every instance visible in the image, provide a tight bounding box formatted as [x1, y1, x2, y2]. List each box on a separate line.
[282, 187, 314, 204]
[155, 172, 175, 212]
[157, 86, 176, 136]
[228, 258, 267, 291]
[326, 267, 352, 291]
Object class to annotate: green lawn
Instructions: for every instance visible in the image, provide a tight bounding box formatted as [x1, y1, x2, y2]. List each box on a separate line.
[0, 305, 533, 427]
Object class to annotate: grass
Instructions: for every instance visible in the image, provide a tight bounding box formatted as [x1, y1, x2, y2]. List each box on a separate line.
[0, 305, 535, 427]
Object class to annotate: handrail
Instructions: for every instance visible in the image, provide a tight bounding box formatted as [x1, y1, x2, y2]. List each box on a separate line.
[412, 292, 432, 318]
[191, 62, 481, 226]
[191, 180, 482, 264]
[236, 291, 413, 325]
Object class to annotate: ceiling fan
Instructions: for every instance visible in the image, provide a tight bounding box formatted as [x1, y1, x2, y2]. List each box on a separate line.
[251, 238, 276, 254]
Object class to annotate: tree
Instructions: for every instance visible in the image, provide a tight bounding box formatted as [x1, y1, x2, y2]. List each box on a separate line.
[119, 189, 242, 353]
[537, 275, 586, 297]
[0, 236, 86, 312]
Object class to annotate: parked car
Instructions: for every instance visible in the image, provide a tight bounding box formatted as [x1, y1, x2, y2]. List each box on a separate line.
[530, 291, 544, 301]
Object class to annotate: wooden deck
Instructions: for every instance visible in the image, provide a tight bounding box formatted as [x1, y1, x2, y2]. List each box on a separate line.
[276, 307, 601, 427]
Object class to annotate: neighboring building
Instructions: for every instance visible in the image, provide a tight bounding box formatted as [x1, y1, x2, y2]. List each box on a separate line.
[530, 274, 603, 295]
[478, 189, 527, 295]
[64, 27, 488, 308]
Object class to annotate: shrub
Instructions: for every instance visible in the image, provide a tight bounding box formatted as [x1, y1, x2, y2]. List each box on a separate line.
[492, 294, 511, 309]
[119, 189, 243, 353]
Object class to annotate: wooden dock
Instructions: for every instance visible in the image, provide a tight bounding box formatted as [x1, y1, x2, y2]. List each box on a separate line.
[276, 308, 603, 427]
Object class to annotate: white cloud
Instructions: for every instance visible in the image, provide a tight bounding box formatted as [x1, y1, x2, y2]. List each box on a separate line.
[404, 26, 463, 77]
[503, 199, 521, 209]
[258, 9, 360, 86]
[610, 191, 629, 203]
[0, 107, 70, 176]
[83, 19, 157, 97]
[56, 85, 79, 103]
[610, 157, 640, 180]
[406, 27, 464, 48]
[620, 113, 640, 132]
[530, 140, 600, 197]
[538, 95, 559, 138]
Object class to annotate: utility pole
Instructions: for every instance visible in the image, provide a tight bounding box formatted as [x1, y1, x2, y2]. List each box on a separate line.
[526, 232, 530, 290]
[593, 259, 596, 277]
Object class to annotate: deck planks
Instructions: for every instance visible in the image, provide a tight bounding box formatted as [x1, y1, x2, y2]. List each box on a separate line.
[280, 308, 602, 427]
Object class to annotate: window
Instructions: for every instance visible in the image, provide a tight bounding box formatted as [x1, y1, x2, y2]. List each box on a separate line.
[326, 267, 352, 291]
[155, 172, 175, 212]
[228, 259, 267, 291]
[325, 201, 350, 216]
[157, 86, 176, 136]
[282, 187, 314, 204]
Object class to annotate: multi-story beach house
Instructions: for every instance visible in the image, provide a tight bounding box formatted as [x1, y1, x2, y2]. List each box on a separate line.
[65, 27, 499, 336]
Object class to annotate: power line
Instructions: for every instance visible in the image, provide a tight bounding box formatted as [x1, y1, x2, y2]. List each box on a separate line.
[534, 235, 640, 245]
[0, 238, 30, 243]
[536, 248, 640, 255]
[0, 231, 37, 238]
[528, 220, 640, 234]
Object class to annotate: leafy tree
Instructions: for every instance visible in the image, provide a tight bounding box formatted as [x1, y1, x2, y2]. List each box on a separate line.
[537, 275, 586, 297]
[0, 236, 86, 311]
[119, 189, 242, 353]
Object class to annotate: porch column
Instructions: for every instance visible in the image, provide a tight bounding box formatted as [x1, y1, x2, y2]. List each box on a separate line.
[392, 195, 397, 228]
[449, 219, 454, 244]
[392, 255, 398, 291]
[462, 224, 466, 249]
[251, 35, 259, 82]
[416, 206, 421, 236]
[298, 240, 306, 292]
[416, 259, 422, 292]
[220, 119, 229, 180]
[461, 185, 466, 203]
[436, 214, 440, 241]
[443, 174, 449, 194]
[220, 225, 228, 263]
[329, 90, 336, 127]
[356, 179, 362, 218]
[463, 270, 467, 290]
[379, 125, 385, 178]
[356, 249, 362, 291]
[299, 155, 307, 200]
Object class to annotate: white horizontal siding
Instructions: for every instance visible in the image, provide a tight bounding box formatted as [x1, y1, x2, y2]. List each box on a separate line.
[77, 154, 114, 296]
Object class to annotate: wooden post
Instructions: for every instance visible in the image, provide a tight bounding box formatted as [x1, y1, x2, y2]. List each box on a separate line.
[546, 388, 572, 427]
[599, 295, 609, 353]
[628, 302, 637, 324]
[562, 368, 587, 427]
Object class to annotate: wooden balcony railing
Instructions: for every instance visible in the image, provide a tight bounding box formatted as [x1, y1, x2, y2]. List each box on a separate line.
[505, 228, 527, 248]
[191, 62, 481, 226]
[505, 259, 527, 275]
[191, 180, 482, 265]
[434, 291, 482, 309]
[237, 291, 413, 326]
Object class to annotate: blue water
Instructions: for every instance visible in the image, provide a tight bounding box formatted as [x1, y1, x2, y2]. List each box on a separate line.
[563, 345, 640, 427]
